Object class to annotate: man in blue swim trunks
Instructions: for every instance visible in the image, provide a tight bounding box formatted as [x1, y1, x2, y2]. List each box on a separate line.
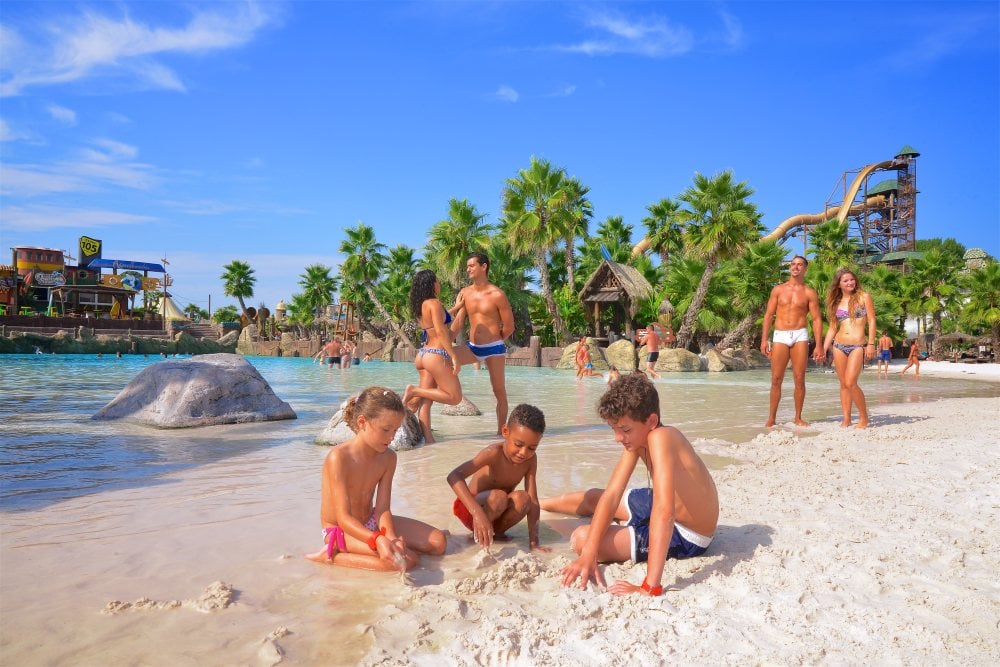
[877, 331, 893, 378]
[542, 373, 719, 597]
[451, 252, 515, 435]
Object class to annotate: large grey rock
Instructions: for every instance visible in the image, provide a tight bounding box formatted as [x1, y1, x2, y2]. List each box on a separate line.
[605, 340, 637, 371]
[441, 397, 482, 416]
[315, 398, 423, 450]
[655, 348, 704, 372]
[704, 348, 729, 372]
[93, 353, 296, 427]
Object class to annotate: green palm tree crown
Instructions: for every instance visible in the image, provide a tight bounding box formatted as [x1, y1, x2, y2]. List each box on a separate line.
[959, 261, 1000, 350]
[220, 260, 256, 315]
[298, 264, 339, 323]
[642, 197, 686, 267]
[425, 198, 493, 292]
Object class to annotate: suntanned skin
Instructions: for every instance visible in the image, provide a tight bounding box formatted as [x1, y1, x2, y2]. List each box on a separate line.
[446, 423, 548, 551]
[541, 415, 719, 597]
[901, 340, 920, 378]
[451, 257, 516, 435]
[878, 332, 893, 378]
[315, 339, 342, 365]
[305, 409, 447, 571]
[644, 326, 661, 378]
[760, 257, 826, 427]
[823, 273, 877, 428]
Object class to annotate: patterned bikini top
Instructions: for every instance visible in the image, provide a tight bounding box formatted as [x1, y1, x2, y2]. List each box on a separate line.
[421, 307, 453, 345]
[835, 304, 867, 321]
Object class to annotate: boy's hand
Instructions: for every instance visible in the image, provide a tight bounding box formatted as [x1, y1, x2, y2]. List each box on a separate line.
[471, 509, 494, 549]
[608, 580, 649, 597]
[561, 555, 605, 590]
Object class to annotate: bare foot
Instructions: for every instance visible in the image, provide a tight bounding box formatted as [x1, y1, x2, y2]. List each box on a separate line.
[793, 418, 811, 427]
[856, 420, 869, 429]
[304, 550, 331, 563]
[839, 420, 852, 428]
[764, 419, 776, 428]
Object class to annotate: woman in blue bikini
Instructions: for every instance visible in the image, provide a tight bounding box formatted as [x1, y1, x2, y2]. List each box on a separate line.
[403, 270, 464, 443]
[823, 268, 877, 428]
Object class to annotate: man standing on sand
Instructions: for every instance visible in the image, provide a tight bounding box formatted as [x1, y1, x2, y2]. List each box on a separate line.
[877, 331, 893, 378]
[452, 252, 516, 435]
[643, 324, 661, 379]
[760, 255, 826, 427]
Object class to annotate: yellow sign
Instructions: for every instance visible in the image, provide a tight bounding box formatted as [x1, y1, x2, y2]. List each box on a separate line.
[80, 236, 101, 257]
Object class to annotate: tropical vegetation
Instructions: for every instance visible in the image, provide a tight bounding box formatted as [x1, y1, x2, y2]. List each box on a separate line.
[210, 158, 994, 360]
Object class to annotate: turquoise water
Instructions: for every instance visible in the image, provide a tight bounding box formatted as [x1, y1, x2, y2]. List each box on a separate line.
[2, 354, 997, 511]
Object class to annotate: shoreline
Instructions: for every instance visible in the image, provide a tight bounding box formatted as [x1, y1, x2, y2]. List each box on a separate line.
[2, 390, 998, 664]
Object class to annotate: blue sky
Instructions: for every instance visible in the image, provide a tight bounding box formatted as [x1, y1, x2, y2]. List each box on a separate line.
[2, 1, 998, 313]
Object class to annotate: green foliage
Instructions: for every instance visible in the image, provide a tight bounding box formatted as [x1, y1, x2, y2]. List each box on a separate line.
[915, 237, 967, 263]
[807, 219, 858, 269]
[211, 305, 239, 324]
[183, 303, 210, 322]
[220, 260, 256, 313]
[554, 284, 588, 337]
[959, 261, 1000, 339]
[298, 264, 338, 323]
[425, 198, 493, 292]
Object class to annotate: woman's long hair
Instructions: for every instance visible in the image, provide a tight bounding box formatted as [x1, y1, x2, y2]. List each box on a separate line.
[410, 269, 438, 319]
[826, 267, 863, 323]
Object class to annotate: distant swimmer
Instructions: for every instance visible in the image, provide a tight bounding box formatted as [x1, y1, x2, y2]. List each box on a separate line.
[760, 255, 825, 427]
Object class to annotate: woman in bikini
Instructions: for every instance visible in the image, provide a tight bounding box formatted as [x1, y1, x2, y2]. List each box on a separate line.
[901, 339, 920, 377]
[403, 269, 464, 443]
[305, 386, 447, 570]
[823, 268, 877, 428]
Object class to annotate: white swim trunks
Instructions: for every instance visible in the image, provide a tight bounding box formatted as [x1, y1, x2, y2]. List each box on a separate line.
[772, 328, 809, 347]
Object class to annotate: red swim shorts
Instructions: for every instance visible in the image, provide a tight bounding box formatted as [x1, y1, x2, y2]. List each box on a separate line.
[453, 498, 475, 531]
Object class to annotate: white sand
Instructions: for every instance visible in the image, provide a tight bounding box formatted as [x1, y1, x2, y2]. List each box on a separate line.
[2, 392, 999, 665]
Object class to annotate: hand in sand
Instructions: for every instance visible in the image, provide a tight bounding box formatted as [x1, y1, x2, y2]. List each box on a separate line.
[471, 508, 494, 550]
[376, 534, 409, 571]
[608, 580, 652, 597]
[561, 555, 605, 590]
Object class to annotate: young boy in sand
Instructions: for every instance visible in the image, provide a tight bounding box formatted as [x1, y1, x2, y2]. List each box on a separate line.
[306, 386, 447, 571]
[541, 373, 719, 597]
[447, 404, 548, 551]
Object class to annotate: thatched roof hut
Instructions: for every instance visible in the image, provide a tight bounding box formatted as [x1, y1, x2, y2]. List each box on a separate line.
[578, 260, 655, 339]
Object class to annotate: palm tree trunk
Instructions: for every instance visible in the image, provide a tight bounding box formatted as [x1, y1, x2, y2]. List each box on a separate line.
[565, 235, 575, 289]
[716, 311, 758, 351]
[536, 249, 568, 345]
[675, 257, 719, 350]
[364, 284, 408, 343]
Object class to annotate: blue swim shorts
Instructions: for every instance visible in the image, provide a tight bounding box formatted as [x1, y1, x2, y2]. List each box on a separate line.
[625, 487, 713, 562]
[468, 340, 506, 361]
[878, 350, 891, 362]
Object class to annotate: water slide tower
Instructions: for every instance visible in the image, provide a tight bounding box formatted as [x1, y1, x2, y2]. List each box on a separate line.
[825, 145, 920, 268]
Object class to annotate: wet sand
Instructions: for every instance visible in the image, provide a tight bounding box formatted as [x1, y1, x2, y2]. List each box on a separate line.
[2, 379, 999, 665]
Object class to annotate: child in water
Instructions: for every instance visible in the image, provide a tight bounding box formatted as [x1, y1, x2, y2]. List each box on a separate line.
[306, 386, 447, 571]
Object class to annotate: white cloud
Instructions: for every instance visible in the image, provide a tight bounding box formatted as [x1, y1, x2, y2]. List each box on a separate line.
[46, 104, 77, 125]
[547, 84, 577, 98]
[495, 85, 519, 102]
[0, 118, 25, 142]
[0, 2, 277, 96]
[0, 204, 156, 231]
[92, 138, 139, 159]
[558, 10, 695, 57]
[0, 165, 90, 196]
[717, 11, 744, 50]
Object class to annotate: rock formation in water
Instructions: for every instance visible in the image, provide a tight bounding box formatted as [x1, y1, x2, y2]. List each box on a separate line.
[93, 353, 296, 427]
[315, 396, 423, 450]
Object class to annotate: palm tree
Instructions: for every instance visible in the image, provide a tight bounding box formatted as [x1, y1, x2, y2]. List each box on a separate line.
[674, 170, 764, 350]
[577, 215, 636, 283]
[378, 245, 419, 326]
[220, 260, 256, 316]
[183, 303, 209, 322]
[425, 198, 493, 292]
[284, 292, 315, 338]
[298, 264, 339, 324]
[904, 248, 964, 352]
[807, 219, 856, 269]
[339, 222, 408, 341]
[663, 256, 731, 349]
[501, 157, 575, 344]
[642, 197, 686, 267]
[485, 232, 535, 346]
[959, 261, 1000, 353]
[716, 241, 787, 350]
[558, 176, 593, 289]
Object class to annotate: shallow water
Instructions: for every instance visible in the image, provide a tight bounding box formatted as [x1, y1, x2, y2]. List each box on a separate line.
[1, 353, 998, 511]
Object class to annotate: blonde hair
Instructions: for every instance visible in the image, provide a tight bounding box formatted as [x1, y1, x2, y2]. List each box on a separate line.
[342, 386, 404, 432]
[826, 267, 864, 323]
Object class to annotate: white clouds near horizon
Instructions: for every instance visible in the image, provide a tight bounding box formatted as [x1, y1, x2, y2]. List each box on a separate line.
[0, 1, 278, 96]
[0, 204, 156, 232]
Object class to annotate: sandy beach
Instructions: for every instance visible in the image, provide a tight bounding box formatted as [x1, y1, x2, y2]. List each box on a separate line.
[2, 365, 999, 665]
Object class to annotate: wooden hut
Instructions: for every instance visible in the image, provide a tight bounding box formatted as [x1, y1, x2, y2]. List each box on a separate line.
[578, 260, 655, 340]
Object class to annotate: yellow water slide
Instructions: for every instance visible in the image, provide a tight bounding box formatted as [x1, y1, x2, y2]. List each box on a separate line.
[630, 159, 896, 257]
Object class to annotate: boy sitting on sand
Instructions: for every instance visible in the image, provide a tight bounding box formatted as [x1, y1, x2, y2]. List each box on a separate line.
[306, 386, 447, 571]
[541, 373, 719, 596]
[447, 404, 549, 551]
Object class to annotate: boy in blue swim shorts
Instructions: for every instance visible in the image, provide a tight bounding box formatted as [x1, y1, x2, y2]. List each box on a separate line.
[541, 373, 719, 597]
